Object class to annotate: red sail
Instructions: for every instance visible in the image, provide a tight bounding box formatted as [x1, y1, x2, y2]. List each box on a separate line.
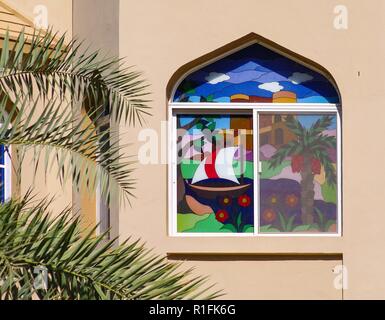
[204, 151, 219, 178]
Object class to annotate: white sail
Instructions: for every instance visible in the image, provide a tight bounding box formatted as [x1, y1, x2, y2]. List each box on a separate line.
[191, 157, 208, 184]
[215, 147, 240, 184]
[191, 147, 240, 184]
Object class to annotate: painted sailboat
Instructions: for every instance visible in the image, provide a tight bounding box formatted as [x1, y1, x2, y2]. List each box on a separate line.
[185, 143, 251, 199]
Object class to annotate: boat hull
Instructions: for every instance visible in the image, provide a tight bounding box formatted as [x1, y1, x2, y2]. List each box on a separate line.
[185, 179, 251, 199]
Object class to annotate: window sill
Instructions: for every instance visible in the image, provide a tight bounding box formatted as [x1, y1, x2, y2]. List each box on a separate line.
[164, 235, 343, 255]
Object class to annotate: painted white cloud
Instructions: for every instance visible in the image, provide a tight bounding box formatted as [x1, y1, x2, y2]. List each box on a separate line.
[258, 82, 283, 93]
[205, 72, 230, 84]
[289, 72, 313, 84]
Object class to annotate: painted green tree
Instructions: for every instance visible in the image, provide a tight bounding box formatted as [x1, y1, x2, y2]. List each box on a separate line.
[177, 116, 217, 211]
[268, 115, 337, 225]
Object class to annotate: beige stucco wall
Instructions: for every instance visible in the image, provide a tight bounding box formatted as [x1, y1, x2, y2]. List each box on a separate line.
[8, 0, 385, 299]
[6, 0, 72, 37]
[118, 0, 385, 299]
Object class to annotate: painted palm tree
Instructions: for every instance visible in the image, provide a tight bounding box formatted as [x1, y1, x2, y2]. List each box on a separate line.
[268, 115, 337, 225]
[0, 30, 220, 299]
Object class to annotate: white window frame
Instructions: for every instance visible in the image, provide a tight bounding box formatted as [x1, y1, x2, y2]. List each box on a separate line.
[0, 144, 11, 202]
[168, 102, 341, 237]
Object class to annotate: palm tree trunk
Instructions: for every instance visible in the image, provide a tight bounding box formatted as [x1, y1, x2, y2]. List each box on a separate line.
[300, 153, 315, 225]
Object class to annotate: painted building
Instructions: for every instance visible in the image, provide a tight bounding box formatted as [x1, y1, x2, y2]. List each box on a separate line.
[1, 0, 385, 299]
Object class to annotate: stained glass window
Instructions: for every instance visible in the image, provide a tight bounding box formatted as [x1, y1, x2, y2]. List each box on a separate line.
[173, 43, 339, 104]
[259, 114, 338, 233]
[170, 42, 340, 236]
[176, 114, 254, 233]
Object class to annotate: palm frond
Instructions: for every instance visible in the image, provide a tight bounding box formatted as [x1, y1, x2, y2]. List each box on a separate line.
[283, 115, 304, 137]
[314, 149, 337, 186]
[0, 95, 135, 205]
[309, 115, 334, 136]
[310, 134, 337, 151]
[0, 29, 151, 126]
[0, 194, 222, 300]
[268, 140, 301, 169]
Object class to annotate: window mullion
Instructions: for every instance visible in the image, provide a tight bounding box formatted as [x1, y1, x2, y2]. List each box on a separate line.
[253, 108, 259, 236]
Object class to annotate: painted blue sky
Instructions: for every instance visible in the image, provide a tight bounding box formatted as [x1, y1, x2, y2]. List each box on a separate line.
[297, 115, 337, 129]
[174, 43, 339, 104]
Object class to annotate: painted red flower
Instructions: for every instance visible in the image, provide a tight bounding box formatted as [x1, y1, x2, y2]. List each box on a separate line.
[219, 196, 232, 206]
[311, 157, 321, 175]
[285, 194, 299, 207]
[215, 209, 229, 223]
[262, 209, 277, 223]
[291, 154, 304, 173]
[238, 194, 251, 207]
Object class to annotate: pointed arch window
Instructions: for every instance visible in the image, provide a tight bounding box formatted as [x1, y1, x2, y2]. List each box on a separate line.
[169, 41, 341, 236]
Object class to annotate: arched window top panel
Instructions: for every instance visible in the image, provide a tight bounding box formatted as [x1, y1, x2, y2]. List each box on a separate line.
[172, 43, 339, 104]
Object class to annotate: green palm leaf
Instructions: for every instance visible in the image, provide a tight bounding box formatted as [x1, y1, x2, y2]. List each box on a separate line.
[314, 149, 337, 186]
[283, 115, 304, 137]
[309, 115, 334, 136]
[311, 134, 337, 150]
[0, 28, 221, 301]
[269, 140, 301, 169]
[0, 28, 153, 204]
[0, 194, 222, 300]
[0, 29, 150, 126]
[0, 95, 134, 204]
